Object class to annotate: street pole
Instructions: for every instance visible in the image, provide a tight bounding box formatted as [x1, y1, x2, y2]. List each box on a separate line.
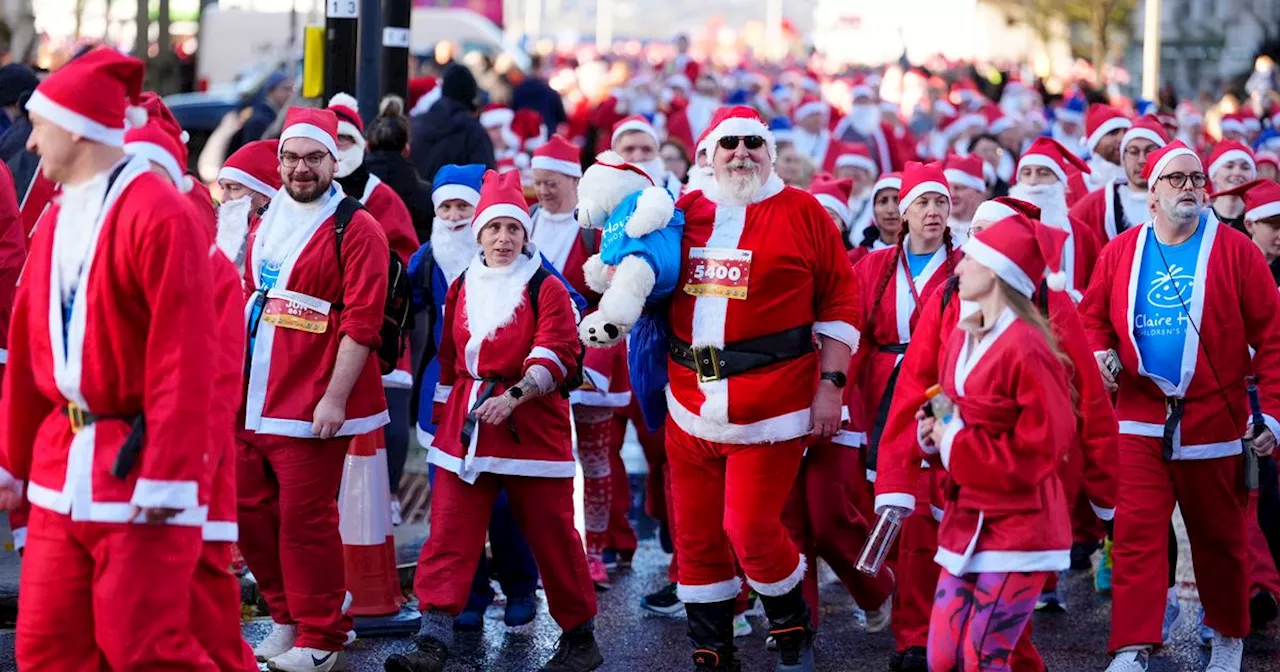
[324, 0, 360, 104]
[1141, 0, 1162, 102]
[356, 0, 382, 119]
[764, 0, 782, 61]
[381, 0, 411, 103]
[595, 0, 612, 52]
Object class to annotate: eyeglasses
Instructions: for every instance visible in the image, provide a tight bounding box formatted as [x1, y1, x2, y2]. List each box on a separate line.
[1158, 171, 1208, 189]
[281, 152, 329, 169]
[718, 136, 765, 151]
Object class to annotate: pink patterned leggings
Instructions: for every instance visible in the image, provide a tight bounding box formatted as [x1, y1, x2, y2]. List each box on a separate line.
[926, 570, 1049, 672]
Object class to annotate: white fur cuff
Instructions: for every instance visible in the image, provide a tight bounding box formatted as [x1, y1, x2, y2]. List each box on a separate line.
[746, 555, 807, 597]
[677, 576, 743, 604]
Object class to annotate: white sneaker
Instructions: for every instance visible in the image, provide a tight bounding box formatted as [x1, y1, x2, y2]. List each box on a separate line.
[343, 630, 356, 646]
[342, 591, 352, 614]
[864, 595, 892, 633]
[253, 622, 297, 662]
[1206, 633, 1244, 671]
[265, 646, 347, 671]
[732, 613, 752, 638]
[1104, 649, 1150, 671]
[390, 498, 403, 526]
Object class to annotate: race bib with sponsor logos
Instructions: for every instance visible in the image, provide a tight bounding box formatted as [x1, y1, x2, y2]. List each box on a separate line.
[262, 289, 331, 333]
[683, 247, 752, 300]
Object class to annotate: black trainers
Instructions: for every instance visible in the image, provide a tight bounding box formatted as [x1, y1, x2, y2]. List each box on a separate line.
[1251, 590, 1278, 631]
[641, 583, 684, 616]
[898, 647, 927, 672]
[1070, 542, 1098, 571]
[694, 649, 742, 671]
[539, 624, 603, 672]
[383, 637, 448, 672]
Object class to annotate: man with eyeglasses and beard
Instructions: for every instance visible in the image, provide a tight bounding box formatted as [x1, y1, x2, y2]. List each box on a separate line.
[238, 108, 390, 672]
[666, 106, 858, 672]
[1071, 116, 1169, 243]
[1081, 141, 1280, 672]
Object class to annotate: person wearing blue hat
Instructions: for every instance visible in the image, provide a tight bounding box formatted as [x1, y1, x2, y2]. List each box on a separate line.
[230, 70, 294, 155]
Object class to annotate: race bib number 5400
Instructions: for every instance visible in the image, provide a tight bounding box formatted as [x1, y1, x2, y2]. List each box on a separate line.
[684, 248, 752, 300]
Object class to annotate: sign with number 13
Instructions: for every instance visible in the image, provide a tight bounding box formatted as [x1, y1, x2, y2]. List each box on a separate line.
[328, 0, 357, 17]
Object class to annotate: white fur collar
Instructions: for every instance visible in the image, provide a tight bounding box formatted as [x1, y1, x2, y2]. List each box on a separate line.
[463, 244, 541, 343]
[704, 171, 786, 207]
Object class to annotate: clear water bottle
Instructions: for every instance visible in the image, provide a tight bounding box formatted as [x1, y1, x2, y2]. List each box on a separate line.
[857, 505, 909, 576]
[927, 384, 954, 423]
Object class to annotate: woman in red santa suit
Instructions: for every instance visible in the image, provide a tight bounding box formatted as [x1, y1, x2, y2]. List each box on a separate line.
[387, 170, 601, 672]
[918, 211, 1077, 672]
[846, 172, 903, 265]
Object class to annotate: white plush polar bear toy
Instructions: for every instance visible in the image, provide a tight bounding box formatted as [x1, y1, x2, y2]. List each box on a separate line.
[575, 151, 684, 348]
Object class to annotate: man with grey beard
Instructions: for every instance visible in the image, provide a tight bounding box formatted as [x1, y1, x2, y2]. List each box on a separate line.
[1080, 140, 1280, 672]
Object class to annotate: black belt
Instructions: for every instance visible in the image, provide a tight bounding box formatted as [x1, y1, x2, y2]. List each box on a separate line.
[1162, 397, 1185, 461]
[669, 325, 816, 383]
[459, 379, 519, 448]
[62, 404, 146, 479]
[877, 343, 908, 355]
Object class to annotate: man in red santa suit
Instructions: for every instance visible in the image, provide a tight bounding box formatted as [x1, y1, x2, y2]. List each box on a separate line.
[1219, 112, 1249, 144]
[1082, 104, 1133, 192]
[217, 138, 283, 270]
[612, 115, 682, 196]
[1205, 140, 1258, 234]
[668, 105, 858, 671]
[238, 107, 390, 672]
[0, 47, 221, 670]
[1177, 102, 1208, 155]
[834, 78, 903, 174]
[481, 105, 521, 163]
[942, 154, 987, 245]
[790, 97, 837, 173]
[1083, 141, 1280, 672]
[1008, 137, 1103, 302]
[1071, 116, 1169, 242]
[832, 143, 880, 246]
[666, 71, 722, 157]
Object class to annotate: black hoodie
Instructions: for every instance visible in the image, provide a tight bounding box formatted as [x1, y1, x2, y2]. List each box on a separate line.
[365, 150, 435, 242]
[409, 66, 495, 185]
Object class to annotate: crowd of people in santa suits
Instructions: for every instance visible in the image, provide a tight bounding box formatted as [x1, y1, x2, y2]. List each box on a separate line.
[6, 39, 1280, 672]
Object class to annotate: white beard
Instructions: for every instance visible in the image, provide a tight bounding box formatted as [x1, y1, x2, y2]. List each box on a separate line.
[335, 146, 363, 179]
[1008, 181, 1071, 230]
[715, 172, 762, 206]
[948, 217, 972, 246]
[848, 104, 881, 137]
[1086, 155, 1126, 189]
[638, 159, 668, 186]
[686, 165, 715, 194]
[431, 216, 480, 284]
[216, 196, 254, 270]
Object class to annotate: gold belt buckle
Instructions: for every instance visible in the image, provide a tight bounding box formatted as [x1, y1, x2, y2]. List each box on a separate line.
[67, 403, 86, 434]
[693, 346, 723, 383]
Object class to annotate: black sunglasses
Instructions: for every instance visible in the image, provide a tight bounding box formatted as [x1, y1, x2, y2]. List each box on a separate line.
[718, 135, 766, 151]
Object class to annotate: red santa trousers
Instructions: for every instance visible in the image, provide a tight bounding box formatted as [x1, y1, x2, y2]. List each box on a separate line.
[782, 443, 894, 626]
[16, 506, 217, 671]
[237, 434, 353, 650]
[413, 469, 597, 630]
[891, 474, 941, 652]
[665, 420, 806, 601]
[1109, 436, 1250, 652]
[194, 541, 259, 671]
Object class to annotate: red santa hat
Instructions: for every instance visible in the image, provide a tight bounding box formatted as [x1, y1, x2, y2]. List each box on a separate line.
[985, 105, 1018, 136]
[531, 135, 582, 178]
[1209, 178, 1280, 222]
[327, 92, 366, 149]
[1176, 101, 1203, 126]
[611, 114, 661, 148]
[939, 110, 986, 139]
[124, 93, 190, 191]
[472, 169, 532, 239]
[1085, 104, 1131, 153]
[1142, 140, 1202, 191]
[873, 172, 902, 197]
[849, 76, 876, 102]
[1207, 140, 1257, 178]
[512, 109, 547, 152]
[793, 95, 828, 123]
[1219, 112, 1247, 138]
[1017, 137, 1091, 184]
[972, 196, 1041, 224]
[590, 150, 656, 186]
[810, 177, 853, 225]
[964, 212, 1070, 296]
[1257, 150, 1279, 173]
[1240, 108, 1262, 132]
[26, 46, 147, 147]
[943, 154, 986, 192]
[833, 142, 878, 176]
[219, 139, 283, 198]
[701, 105, 778, 162]
[278, 107, 340, 158]
[898, 161, 951, 215]
[1120, 115, 1169, 154]
[480, 104, 514, 129]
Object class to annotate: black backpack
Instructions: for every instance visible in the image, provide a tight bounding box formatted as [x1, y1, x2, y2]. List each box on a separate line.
[333, 197, 413, 375]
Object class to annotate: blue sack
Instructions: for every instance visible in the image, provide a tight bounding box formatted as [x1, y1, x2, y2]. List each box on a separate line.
[628, 310, 671, 433]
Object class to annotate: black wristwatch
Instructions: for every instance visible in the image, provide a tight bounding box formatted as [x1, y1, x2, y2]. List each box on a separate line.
[820, 371, 847, 388]
[508, 386, 525, 400]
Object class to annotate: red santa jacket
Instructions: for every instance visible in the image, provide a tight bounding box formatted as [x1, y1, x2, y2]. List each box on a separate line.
[1045, 214, 1103, 303]
[431, 251, 581, 482]
[832, 119, 906, 174]
[357, 173, 420, 389]
[875, 280, 1118, 521]
[842, 239, 956, 455]
[928, 309, 1076, 575]
[668, 175, 859, 444]
[1069, 181, 1149, 243]
[0, 162, 26, 380]
[242, 188, 390, 439]
[19, 170, 55, 240]
[1079, 219, 1280, 458]
[1, 156, 216, 526]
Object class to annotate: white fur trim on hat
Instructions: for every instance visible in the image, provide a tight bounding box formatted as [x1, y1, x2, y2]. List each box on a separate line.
[329, 92, 358, 111]
[1056, 108, 1084, 124]
[280, 123, 339, 158]
[1221, 118, 1247, 135]
[836, 153, 878, 175]
[898, 180, 949, 215]
[945, 169, 986, 192]
[873, 176, 901, 196]
[1120, 128, 1166, 154]
[217, 166, 275, 198]
[480, 107, 514, 128]
[336, 120, 367, 149]
[795, 100, 827, 121]
[432, 184, 481, 209]
[989, 116, 1017, 136]
[472, 202, 532, 239]
[611, 119, 660, 147]
[972, 200, 1017, 225]
[125, 141, 187, 192]
[703, 116, 778, 162]
[26, 90, 126, 147]
[1017, 154, 1067, 185]
[1087, 116, 1131, 152]
[1209, 149, 1257, 180]
[530, 156, 582, 177]
[1248, 201, 1280, 222]
[963, 237, 1036, 297]
[1147, 147, 1201, 192]
[815, 193, 852, 225]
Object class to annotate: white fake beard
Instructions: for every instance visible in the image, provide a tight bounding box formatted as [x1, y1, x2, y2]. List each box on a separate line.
[1008, 181, 1071, 230]
[686, 165, 715, 193]
[431, 216, 480, 284]
[638, 158, 667, 186]
[215, 196, 254, 269]
[715, 167, 762, 206]
[848, 104, 880, 137]
[335, 145, 364, 179]
[1088, 154, 1126, 185]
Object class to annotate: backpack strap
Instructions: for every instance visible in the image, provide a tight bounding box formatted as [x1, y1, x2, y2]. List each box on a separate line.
[939, 274, 960, 316]
[332, 196, 366, 310]
[1112, 182, 1127, 236]
[1036, 279, 1050, 318]
[579, 228, 599, 257]
[527, 266, 550, 320]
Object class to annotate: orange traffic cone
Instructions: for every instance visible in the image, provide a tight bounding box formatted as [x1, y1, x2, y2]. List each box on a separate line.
[339, 430, 420, 636]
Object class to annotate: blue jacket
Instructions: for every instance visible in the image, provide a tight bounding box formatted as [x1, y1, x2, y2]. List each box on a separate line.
[599, 191, 685, 302]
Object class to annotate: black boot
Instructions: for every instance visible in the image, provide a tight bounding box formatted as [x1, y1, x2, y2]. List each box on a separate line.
[686, 599, 739, 671]
[898, 646, 927, 672]
[757, 585, 815, 672]
[540, 621, 604, 672]
[384, 637, 448, 672]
